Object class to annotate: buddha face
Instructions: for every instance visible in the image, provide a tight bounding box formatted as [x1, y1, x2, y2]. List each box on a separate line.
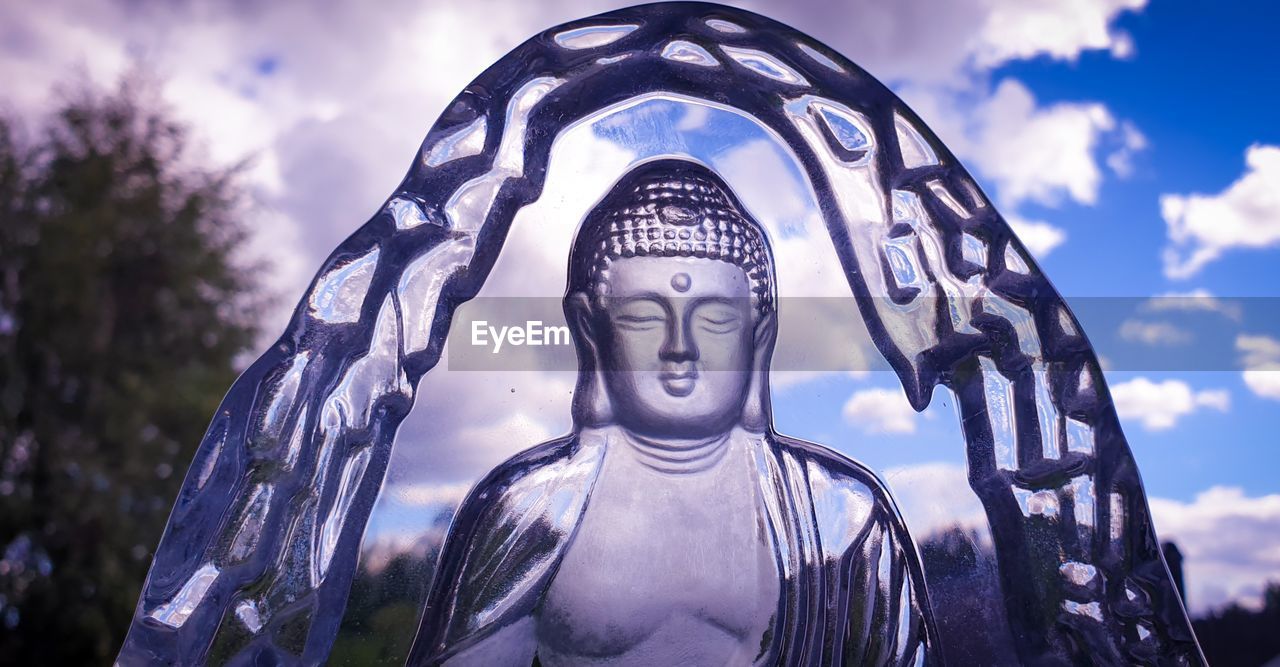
[585, 255, 760, 439]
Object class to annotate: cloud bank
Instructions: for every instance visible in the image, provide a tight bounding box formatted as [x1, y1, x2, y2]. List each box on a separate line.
[1150, 487, 1280, 614]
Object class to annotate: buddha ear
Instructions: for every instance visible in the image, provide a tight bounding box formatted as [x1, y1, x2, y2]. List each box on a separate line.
[565, 292, 593, 340]
[752, 309, 778, 355]
[566, 292, 613, 428]
[742, 309, 777, 433]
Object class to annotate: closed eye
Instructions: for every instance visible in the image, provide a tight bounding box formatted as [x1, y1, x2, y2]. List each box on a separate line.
[614, 314, 665, 331]
[697, 314, 743, 333]
[694, 301, 744, 333]
[609, 296, 667, 330]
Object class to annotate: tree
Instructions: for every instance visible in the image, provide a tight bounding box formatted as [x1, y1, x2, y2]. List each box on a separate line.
[1193, 581, 1280, 667]
[0, 76, 267, 663]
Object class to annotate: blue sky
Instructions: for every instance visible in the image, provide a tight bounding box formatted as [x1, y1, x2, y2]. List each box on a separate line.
[996, 0, 1280, 296]
[965, 0, 1280, 501]
[4, 0, 1277, 615]
[868, 0, 1280, 612]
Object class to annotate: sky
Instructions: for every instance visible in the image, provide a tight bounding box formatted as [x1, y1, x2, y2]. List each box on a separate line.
[3, 0, 1278, 616]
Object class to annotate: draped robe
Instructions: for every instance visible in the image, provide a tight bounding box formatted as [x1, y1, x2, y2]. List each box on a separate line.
[407, 427, 936, 666]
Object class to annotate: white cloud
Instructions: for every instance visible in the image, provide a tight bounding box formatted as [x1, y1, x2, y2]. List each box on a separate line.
[756, 0, 1144, 85]
[1, 0, 551, 336]
[378, 93, 884, 493]
[1238, 334, 1280, 369]
[1161, 144, 1280, 279]
[1108, 31, 1136, 60]
[771, 369, 875, 391]
[969, 0, 1146, 68]
[884, 464, 1280, 616]
[1, 0, 1158, 496]
[1, 0, 1164, 542]
[0, 0, 1150, 296]
[898, 78, 1136, 259]
[1150, 487, 1280, 614]
[386, 481, 473, 509]
[717, 139, 825, 246]
[843, 387, 919, 434]
[1237, 334, 1280, 401]
[374, 122, 613, 486]
[1118, 319, 1192, 346]
[1105, 120, 1148, 177]
[1110, 377, 1230, 431]
[1141, 288, 1243, 322]
[0, 2, 131, 114]
[1243, 371, 1280, 401]
[881, 462, 988, 539]
[970, 80, 1117, 208]
[391, 363, 576, 485]
[1005, 214, 1067, 258]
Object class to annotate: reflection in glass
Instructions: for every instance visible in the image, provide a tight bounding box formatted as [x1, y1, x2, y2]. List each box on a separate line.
[118, 4, 1203, 666]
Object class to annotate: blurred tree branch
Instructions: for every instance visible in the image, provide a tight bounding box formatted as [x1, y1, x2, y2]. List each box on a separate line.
[0, 72, 269, 663]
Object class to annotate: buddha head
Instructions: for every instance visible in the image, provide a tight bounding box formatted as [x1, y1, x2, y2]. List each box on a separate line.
[565, 159, 777, 439]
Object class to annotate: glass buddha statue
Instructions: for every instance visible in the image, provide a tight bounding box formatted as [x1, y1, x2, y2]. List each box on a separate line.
[408, 159, 934, 666]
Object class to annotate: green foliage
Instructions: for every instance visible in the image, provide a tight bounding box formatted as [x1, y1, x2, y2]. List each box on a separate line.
[328, 554, 435, 666]
[0, 77, 267, 663]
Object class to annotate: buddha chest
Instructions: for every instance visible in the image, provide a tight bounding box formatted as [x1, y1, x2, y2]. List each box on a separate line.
[536, 435, 780, 665]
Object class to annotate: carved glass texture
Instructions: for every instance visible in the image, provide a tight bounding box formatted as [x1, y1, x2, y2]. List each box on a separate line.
[118, 3, 1203, 665]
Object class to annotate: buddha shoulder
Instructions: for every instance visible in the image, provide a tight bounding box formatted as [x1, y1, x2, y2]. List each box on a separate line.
[437, 432, 602, 588]
[451, 433, 603, 527]
[772, 433, 907, 555]
[423, 433, 603, 649]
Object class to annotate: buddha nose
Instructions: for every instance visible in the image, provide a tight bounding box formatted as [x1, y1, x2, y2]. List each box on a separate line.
[661, 317, 699, 363]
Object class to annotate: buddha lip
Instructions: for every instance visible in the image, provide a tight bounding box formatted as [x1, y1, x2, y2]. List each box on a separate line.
[660, 368, 698, 397]
[661, 376, 696, 397]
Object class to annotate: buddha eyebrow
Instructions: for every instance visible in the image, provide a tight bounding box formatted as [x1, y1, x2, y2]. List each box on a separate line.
[691, 296, 745, 308]
[609, 294, 669, 313]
